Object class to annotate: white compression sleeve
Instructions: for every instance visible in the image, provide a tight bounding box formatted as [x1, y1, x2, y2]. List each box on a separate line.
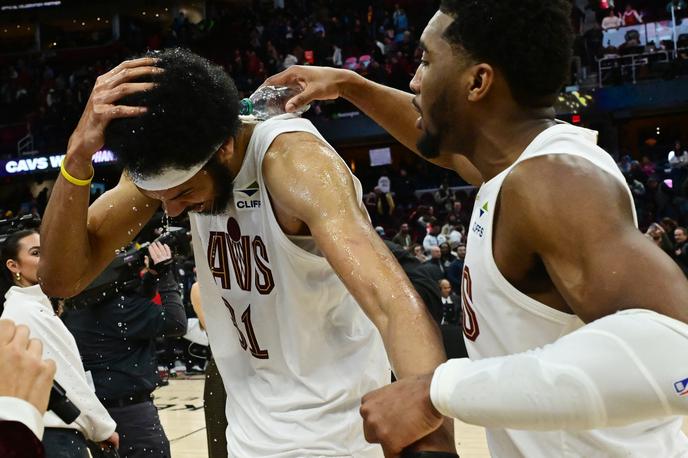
[430, 309, 688, 431]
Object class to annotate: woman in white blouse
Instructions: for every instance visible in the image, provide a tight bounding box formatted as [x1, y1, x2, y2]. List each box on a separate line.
[1, 228, 118, 458]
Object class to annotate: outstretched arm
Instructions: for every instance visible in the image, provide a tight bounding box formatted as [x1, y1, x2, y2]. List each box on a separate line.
[263, 131, 454, 454]
[264, 66, 482, 185]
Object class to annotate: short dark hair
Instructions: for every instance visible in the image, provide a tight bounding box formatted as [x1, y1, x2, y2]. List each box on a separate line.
[439, 0, 573, 107]
[105, 48, 241, 178]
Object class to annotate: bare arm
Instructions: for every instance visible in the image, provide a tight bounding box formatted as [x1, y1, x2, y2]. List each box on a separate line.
[266, 131, 455, 453]
[41, 173, 158, 297]
[39, 58, 161, 297]
[264, 66, 483, 185]
[190, 282, 206, 329]
[360, 154, 688, 454]
[263, 131, 447, 378]
[503, 154, 688, 324]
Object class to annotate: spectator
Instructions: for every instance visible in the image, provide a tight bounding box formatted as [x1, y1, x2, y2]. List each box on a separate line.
[384, 241, 444, 326]
[0, 230, 118, 457]
[374, 186, 396, 227]
[602, 8, 623, 29]
[640, 156, 656, 176]
[668, 140, 688, 167]
[446, 244, 466, 295]
[668, 140, 688, 191]
[450, 201, 469, 225]
[625, 173, 646, 201]
[645, 222, 674, 256]
[433, 181, 454, 216]
[622, 4, 643, 25]
[411, 244, 427, 263]
[395, 169, 416, 209]
[422, 246, 445, 282]
[422, 222, 442, 254]
[660, 217, 679, 244]
[436, 279, 467, 360]
[674, 227, 688, 276]
[439, 242, 457, 271]
[415, 206, 435, 230]
[375, 226, 387, 238]
[393, 4, 408, 32]
[438, 279, 460, 326]
[392, 223, 414, 249]
[441, 215, 463, 249]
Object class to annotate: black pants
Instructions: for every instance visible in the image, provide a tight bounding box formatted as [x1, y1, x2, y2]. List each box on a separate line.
[107, 400, 170, 458]
[204, 356, 228, 458]
[42, 428, 89, 458]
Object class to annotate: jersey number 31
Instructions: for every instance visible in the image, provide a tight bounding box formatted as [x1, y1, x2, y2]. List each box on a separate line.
[223, 298, 270, 359]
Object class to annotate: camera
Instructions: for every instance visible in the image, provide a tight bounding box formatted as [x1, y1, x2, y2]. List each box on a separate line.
[0, 214, 41, 244]
[64, 226, 189, 310]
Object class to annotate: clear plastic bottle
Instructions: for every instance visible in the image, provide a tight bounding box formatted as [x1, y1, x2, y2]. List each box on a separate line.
[239, 85, 311, 120]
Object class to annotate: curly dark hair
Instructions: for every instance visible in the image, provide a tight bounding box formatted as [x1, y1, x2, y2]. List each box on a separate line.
[439, 0, 573, 107]
[105, 48, 241, 178]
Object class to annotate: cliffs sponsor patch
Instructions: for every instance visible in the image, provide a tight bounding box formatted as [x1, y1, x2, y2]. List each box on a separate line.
[235, 181, 261, 210]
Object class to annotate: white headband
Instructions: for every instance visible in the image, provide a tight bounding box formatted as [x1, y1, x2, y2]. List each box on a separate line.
[129, 160, 209, 191]
[128, 141, 224, 191]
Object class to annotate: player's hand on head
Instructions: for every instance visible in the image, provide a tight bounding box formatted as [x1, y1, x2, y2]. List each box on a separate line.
[263, 65, 351, 113]
[68, 57, 162, 161]
[360, 373, 444, 456]
[148, 241, 173, 266]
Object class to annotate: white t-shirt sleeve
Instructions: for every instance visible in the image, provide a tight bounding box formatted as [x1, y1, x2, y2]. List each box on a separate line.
[0, 397, 44, 440]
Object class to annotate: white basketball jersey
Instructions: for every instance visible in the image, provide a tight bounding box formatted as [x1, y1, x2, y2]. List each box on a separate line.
[190, 116, 388, 458]
[461, 123, 688, 457]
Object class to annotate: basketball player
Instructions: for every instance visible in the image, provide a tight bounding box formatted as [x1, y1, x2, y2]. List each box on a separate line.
[265, 0, 688, 456]
[38, 49, 454, 456]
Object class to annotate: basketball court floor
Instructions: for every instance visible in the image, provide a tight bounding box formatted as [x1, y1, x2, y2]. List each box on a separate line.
[155, 378, 688, 457]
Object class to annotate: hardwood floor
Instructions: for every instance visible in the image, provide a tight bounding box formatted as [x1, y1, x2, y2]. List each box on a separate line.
[155, 378, 688, 457]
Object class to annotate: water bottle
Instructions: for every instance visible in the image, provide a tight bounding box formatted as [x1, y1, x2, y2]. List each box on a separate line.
[239, 85, 310, 120]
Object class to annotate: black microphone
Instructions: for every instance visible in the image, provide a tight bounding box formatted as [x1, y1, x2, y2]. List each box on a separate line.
[48, 380, 81, 424]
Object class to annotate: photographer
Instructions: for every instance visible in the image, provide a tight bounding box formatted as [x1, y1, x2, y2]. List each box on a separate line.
[62, 241, 186, 458]
[1, 229, 118, 457]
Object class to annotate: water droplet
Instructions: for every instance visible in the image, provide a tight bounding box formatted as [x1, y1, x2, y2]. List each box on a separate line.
[132, 206, 138, 212]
